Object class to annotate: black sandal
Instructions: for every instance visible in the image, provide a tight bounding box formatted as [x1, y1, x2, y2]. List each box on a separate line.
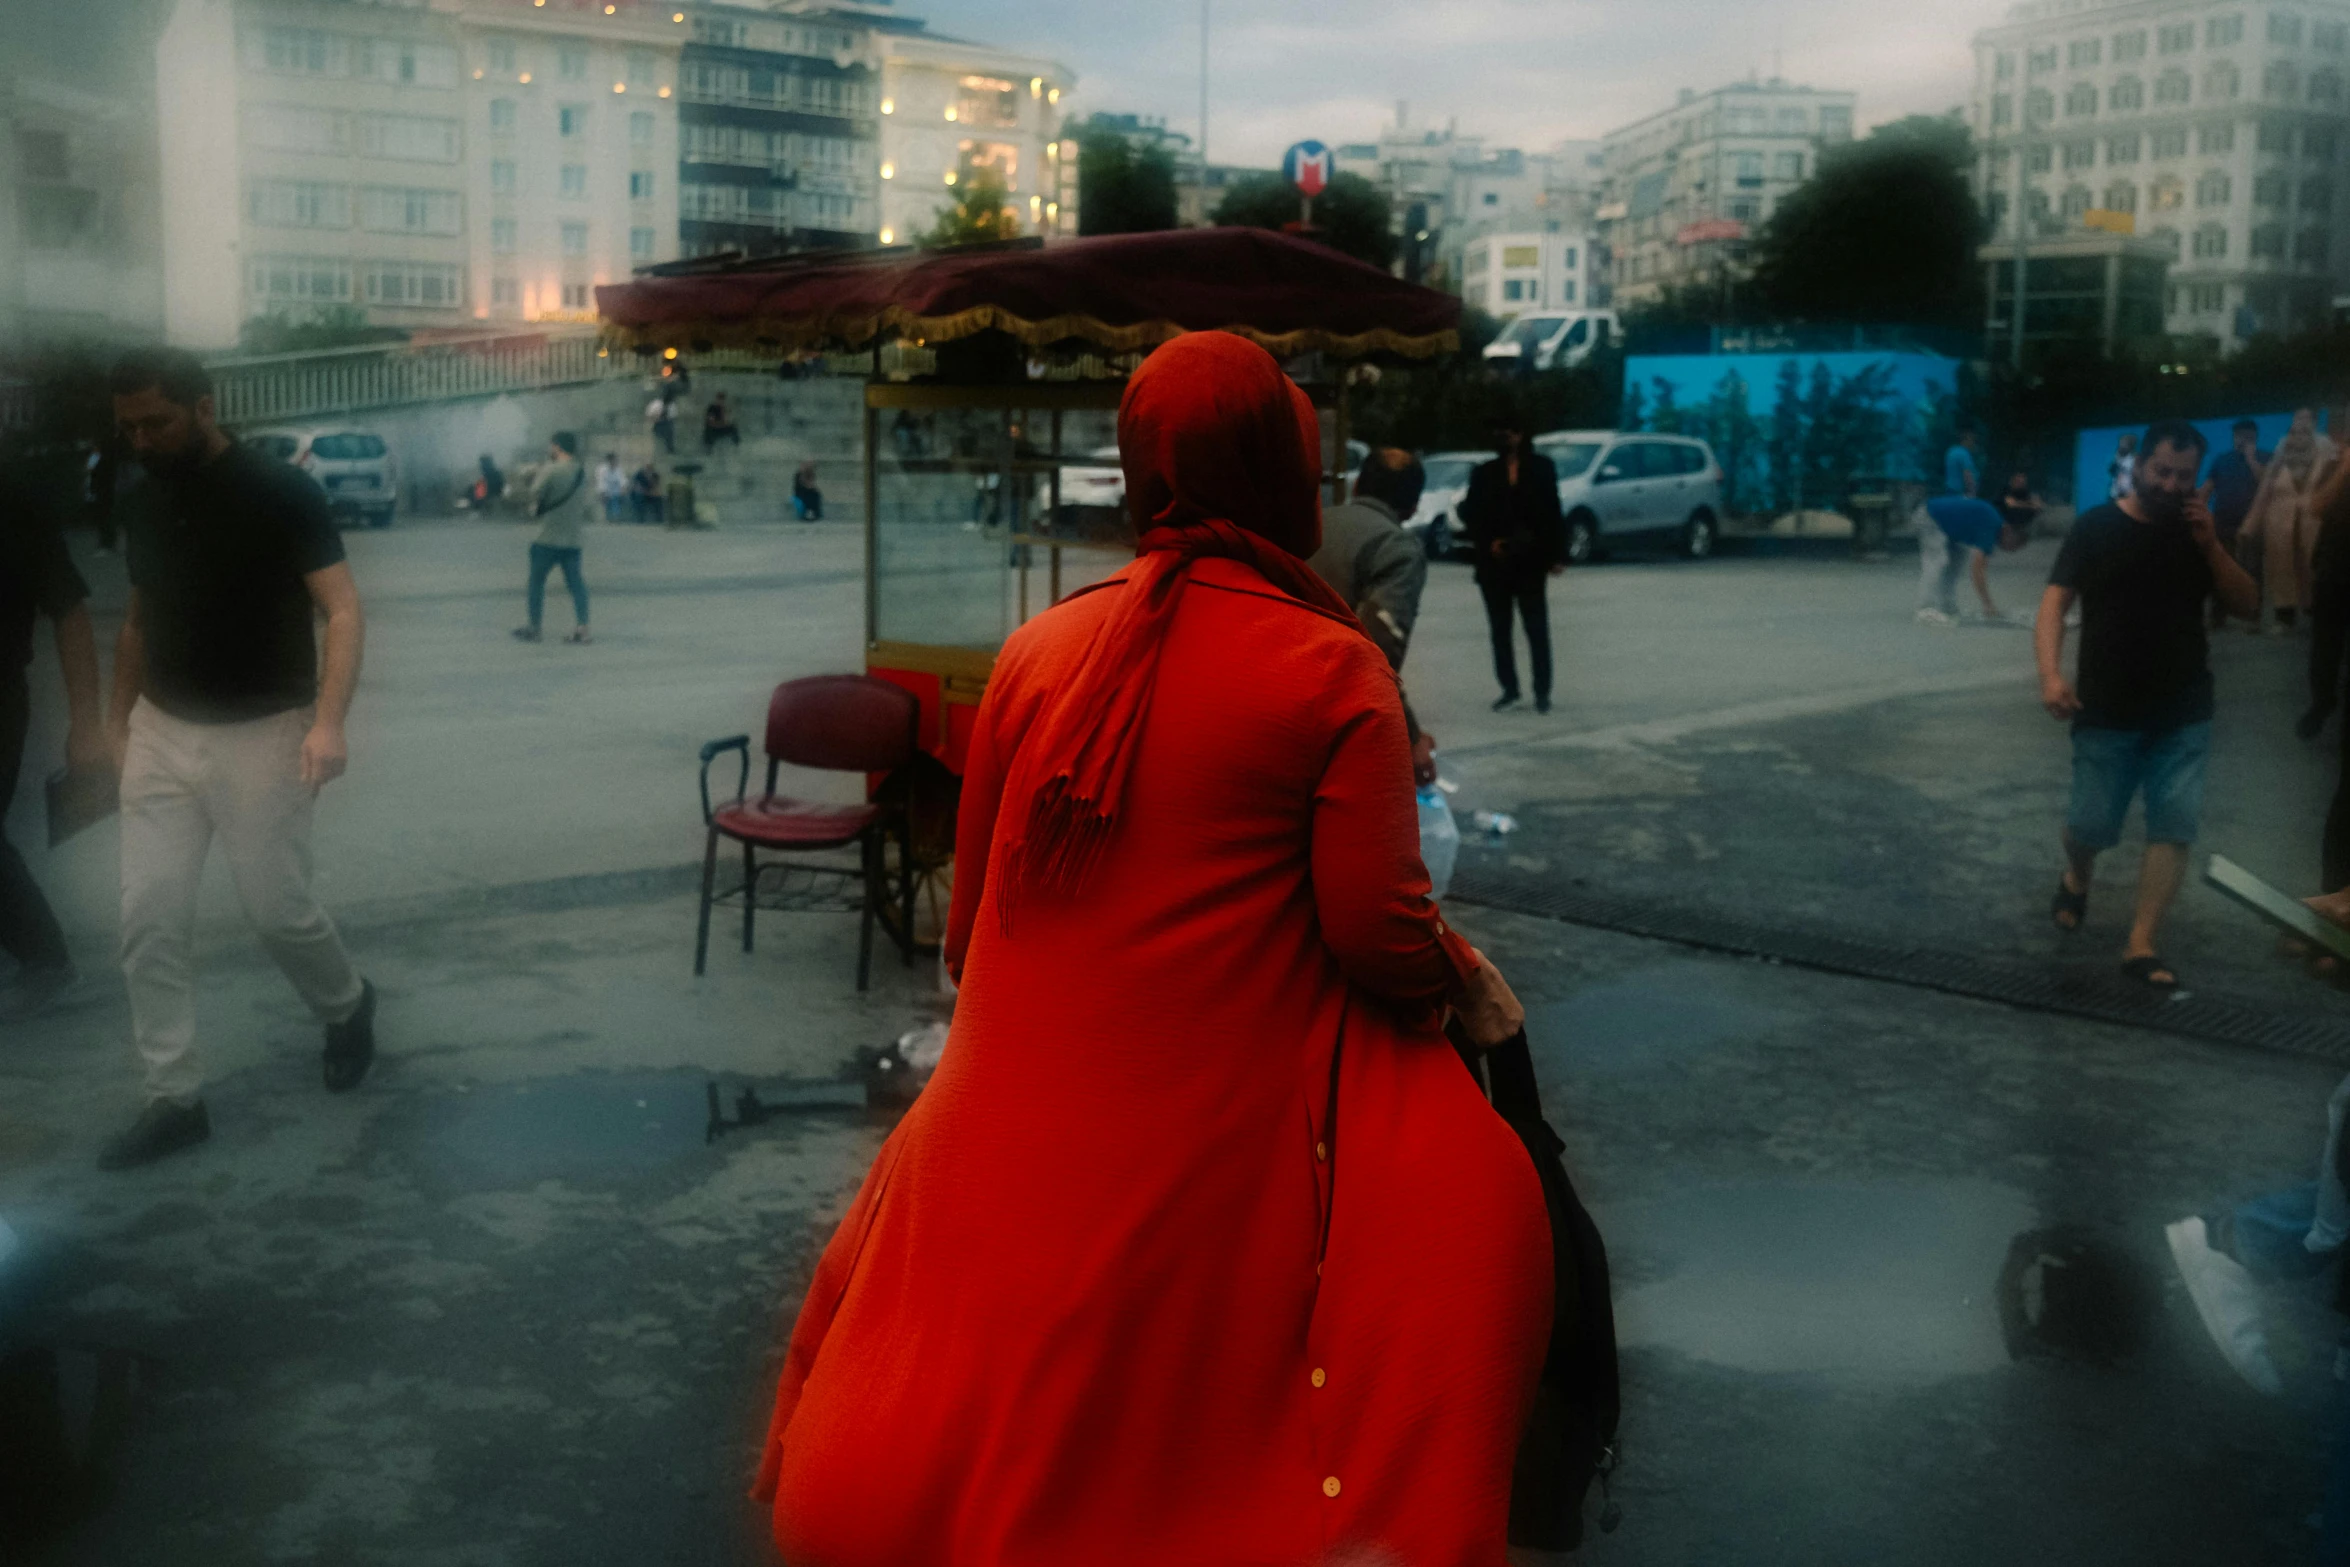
[2051, 876, 2088, 932]
[2121, 954, 2180, 991]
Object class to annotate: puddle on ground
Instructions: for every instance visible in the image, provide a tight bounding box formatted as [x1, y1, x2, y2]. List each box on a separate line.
[1527, 957, 1796, 1074]
[1606, 1180, 2038, 1382]
[396, 1072, 715, 1193]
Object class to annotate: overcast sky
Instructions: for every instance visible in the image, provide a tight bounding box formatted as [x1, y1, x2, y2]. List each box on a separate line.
[917, 0, 2021, 164]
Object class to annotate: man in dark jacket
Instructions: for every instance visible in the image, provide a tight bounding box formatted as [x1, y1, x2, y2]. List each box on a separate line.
[1458, 422, 1566, 712]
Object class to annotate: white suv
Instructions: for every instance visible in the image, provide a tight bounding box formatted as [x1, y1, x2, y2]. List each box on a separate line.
[1535, 429, 1724, 563]
[248, 425, 399, 528]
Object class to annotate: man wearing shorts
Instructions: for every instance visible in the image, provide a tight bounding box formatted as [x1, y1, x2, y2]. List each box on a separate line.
[2036, 418, 2258, 990]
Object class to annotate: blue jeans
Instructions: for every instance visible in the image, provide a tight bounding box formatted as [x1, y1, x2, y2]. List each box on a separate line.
[2066, 721, 2211, 849]
[526, 543, 588, 630]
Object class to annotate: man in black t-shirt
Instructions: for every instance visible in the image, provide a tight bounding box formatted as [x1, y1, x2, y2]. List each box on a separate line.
[2036, 418, 2259, 991]
[98, 347, 378, 1171]
[0, 480, 104, 1014]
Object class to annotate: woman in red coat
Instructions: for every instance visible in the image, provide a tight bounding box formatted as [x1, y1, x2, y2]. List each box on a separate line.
[754, 331, 1552, 1566]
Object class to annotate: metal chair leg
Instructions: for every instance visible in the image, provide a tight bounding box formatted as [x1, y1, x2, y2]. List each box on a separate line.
[897, 815, 917, 965]
[694, 826, 721, 975]
[856, 830, 878, 992]
[741, 841, 757, 954]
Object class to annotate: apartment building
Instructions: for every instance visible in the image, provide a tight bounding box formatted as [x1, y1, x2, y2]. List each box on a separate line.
[865, 17, 1072, 245]
[1334, 115, 1602, 287]
[157, 0, 682, 347]
[675, 2, 878, 256]
[1460, 230, 1594, 319]
[1596, 79, 1856, 307]
[1971, 0, 2350, 346]
[2, 75, 163, 347]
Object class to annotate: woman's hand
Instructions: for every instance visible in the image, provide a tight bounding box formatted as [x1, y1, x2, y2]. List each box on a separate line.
[1454, 948, 1526, 1049]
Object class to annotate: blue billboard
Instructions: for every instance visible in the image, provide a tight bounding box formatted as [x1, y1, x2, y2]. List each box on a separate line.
[1621, 351, 1962, 517]
[2072, 411, 2329, 506]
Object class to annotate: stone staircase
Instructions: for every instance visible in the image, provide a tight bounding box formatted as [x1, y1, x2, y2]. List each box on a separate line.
[569, 371, 868, 526]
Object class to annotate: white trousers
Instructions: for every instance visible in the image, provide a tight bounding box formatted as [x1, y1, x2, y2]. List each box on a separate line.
[119, 699, 364, 1105]
[1914, 506, 1966, 615]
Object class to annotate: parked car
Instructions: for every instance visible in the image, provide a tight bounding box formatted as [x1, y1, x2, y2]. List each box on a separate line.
[1402, 449, 1488, 561]
[247, 425, 399, 528]
[1534, 429, 1724, 563]
[1054, 438, 1372, 534]
[1481, 310, 1622, 374]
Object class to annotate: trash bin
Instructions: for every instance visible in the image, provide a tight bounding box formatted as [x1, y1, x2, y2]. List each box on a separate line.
[1847, 490, 1892, 561]
[665, 471, 697, 530]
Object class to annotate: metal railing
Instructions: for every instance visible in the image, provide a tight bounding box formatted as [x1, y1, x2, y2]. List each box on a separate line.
[206, 328, 632, 424]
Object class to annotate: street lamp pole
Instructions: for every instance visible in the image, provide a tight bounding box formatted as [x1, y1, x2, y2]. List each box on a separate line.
[2011, 116, 2030, 369]
[1199, 0, 1210, 221]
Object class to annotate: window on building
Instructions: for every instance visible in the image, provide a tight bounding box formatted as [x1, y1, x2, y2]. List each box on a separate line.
[359, 186, 462, 234]
[2151, 175, 2186, 208]
[2267, 60, 2302, 99]
[2201, 122, 2237, 153]
[2255, 172, 2289, 205]
[561, 221, 588, 255]
[2150, 225, 2183, 256]
[2027, 187, 2052, 219]
[2155, 70, 2191, 104]
[2069, 38, 2102, 67]
[360, 114, 460, 163]
[559, 45, 588, 81]
[362, 260, 465, 308]
[491, 216, 516, 252]
[1991, 93, 2014, 127]
[488, 38, 516, 73]
[1987, 191, 2010, 228]
[2315, 70, 2346, 106]
[2115, 29, 2148, 59]
[2104, 183, 2139, 212]
[1733, 151, 1764, 185]
[2028, 88, 2056, 122]
[561, 282, 593, 310]
[2319, 19, 2350, 52]
[2109, 133, 2142, 162]
[560, 165, 587, 199]
[2309, 127, 2340, 158]
[2197, 169, 2234, 205]
[2110, 76, 2144, 110]
[490, 159, 515, 194]
[2253, 221, 2288, 254]
[1502, 279, 1525, 302]
[2205, 62, 2241, 98]
[2190, 281, 2226, 311]
[628, 170, 654, 200]
[625, 50, 653, 85]
[2193, 222, 2230, 256]
[1774, 151, 1803, 180]
[2260, 118, 2293, 152]
[246, 104, 348, 155]
[1483, 191, 1498, 205]
[1818, 104, 1852, 135]
[359, 41, 458, 89]
[2061, 185, 2094, 217]
[1726, 197, 1762, 222]
[631, 225, 655, 260]
[2063, 139, 2097, 169]
[2028, 143, 2054, 172]
[246, 254, 352, 304]
[955, 75, 1021, 127]
[2304, 176, 2334, 210]
[490, 99, 516, 134]
[1776, 107, 1808, 130]
[2154, 126, 2189, 157]
[2298, 227, 2330, 263]
[629, 111, 653, 147]
[2159, 23, 2196, 52]
[559, 105, 587, 137]
[248, 179, 351, 228]
[2271, 12, 2305, 45]
[2208, 14, 2245, 45]
[491, 276, 519, 308]
[2029, 45, 2058, 72]
[255, 27, 349, 77]
[1995, 51, 2016, 79]
[2065, 82, 2099, 116]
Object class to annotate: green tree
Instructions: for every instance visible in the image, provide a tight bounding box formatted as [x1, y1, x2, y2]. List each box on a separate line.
[1076, 127, 1177, 235]
[1213, 170, 1395, 270]
[1767, 357, 1806, 512]
[1747, 114, 1985, 331]
[922, 171, 1022, 247]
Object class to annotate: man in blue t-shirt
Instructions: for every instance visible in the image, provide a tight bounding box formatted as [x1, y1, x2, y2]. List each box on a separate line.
[1942, 426, 1981, 499]
[1915, 495, 2029, 625]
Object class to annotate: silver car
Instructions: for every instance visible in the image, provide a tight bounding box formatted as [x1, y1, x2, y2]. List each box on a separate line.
[248, 425, 399, 528]
[1402, 449, 1489, 561]
[1535, 429, 1724, 563]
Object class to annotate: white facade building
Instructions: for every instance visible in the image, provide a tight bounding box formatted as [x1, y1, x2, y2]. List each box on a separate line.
[1461, 230, 1593, 318]
[868, 28, 1071, 245]
[1, 75, 164, 347]
[1334, 115, 1602, 288]
[1597, 79, 1857, 306]
[156, 0, 683, 348]
[1970, 0, 2350, 347]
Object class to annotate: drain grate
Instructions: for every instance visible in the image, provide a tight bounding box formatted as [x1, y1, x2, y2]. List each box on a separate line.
[1448, 867, 2350, 1065]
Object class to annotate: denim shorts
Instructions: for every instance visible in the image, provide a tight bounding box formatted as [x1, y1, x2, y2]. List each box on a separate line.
[2067, 721, 2212, 850]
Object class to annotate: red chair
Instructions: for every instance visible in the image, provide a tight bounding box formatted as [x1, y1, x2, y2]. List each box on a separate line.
[696, 675, 920, 990]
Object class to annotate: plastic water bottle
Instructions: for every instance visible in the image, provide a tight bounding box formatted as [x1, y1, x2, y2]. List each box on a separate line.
[1417, 787, 1460, 898]
[1470, 810, 1518, 838]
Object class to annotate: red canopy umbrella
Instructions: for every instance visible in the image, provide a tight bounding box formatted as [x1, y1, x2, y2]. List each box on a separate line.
[595, 228, 1460, 361]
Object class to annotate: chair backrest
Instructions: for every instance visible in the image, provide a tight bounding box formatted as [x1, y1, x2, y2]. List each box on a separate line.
[766, 675, 919, 774]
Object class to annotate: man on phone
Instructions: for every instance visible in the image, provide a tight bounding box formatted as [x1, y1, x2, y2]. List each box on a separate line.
[2036, 418, 2258, 990]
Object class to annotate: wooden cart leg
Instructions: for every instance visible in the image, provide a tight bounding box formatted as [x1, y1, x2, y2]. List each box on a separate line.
[694, 826, 720, 976]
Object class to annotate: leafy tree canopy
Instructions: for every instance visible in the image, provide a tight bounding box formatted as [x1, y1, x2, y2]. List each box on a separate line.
[1746, 113, 1984, 331]
[1213, 170, 1396, 270]
[922, 171, 1023, 247]
[1076, 127, 1178, 236]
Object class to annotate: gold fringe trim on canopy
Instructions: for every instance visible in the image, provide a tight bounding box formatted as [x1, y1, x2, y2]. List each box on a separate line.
[600, 301, 1458, 361]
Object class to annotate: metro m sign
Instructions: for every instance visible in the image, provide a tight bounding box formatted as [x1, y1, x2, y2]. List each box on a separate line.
[1283, 140, 1333, 199]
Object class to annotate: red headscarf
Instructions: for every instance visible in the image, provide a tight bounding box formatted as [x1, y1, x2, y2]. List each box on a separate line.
[997, 331, 1364, 927]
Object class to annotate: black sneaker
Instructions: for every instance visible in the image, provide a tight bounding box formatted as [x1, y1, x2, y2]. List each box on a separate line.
[98, 1100, 210, 1170]
[323, 979, 377, 1093]
[1491, 693, 1521, 712]
[1535, 696, 1553, 715]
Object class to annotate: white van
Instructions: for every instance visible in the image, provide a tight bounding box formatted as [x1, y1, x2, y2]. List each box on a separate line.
[1482, 311, 1622, 373]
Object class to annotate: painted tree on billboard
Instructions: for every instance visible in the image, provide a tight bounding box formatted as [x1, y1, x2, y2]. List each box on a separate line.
[1622, 355, 1935, 517]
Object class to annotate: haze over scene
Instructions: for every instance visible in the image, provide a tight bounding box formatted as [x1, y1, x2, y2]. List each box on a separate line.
[919, 0, 2022, 164]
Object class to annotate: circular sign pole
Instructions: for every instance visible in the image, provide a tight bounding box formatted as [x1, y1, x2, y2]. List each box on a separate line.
[1282, 139, 1331, 232]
